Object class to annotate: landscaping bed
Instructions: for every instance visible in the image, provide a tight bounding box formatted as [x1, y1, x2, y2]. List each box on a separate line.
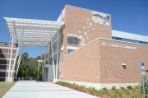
[56, 81, 145, 98]
[0, 82, 15, 97]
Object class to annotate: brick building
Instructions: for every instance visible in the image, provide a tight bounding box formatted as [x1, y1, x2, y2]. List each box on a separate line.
[3, 5, 148, 89]
[56, 5, 148, 89]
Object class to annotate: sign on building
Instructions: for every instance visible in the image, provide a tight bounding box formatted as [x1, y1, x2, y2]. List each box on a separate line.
[141, 62, 145, 75]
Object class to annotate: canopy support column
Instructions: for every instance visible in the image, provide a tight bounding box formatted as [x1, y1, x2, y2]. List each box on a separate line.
[10, 46, 19, 79]
[55, 32, 60, 80]
[6, 38, 14, 82]
[51, 40, 56, 81]
[16, 53, 22, 76]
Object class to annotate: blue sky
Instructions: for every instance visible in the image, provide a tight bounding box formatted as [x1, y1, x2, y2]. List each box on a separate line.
[0, 0, 148, 57]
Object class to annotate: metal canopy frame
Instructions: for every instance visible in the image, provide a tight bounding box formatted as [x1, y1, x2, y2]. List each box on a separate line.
[4, 17, 64, 46]
[4, 17, 64, 82]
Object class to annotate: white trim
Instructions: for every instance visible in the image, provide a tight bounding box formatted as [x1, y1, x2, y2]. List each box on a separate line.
[58, 80, 139, 89]
[0, 69, 15, 73]
[57, 7, 65, 22]
[67, 34, 83, 39]
[0, 58, 15, 60]
[67, 46, 79, 50]
[64, 36, 148, 57]
[0, 52, 13, 55]
[0, 46, 17, 50]
[64, 37, 108, 57]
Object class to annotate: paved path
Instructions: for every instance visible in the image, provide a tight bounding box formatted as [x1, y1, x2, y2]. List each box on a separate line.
[3, 81, 98, 98]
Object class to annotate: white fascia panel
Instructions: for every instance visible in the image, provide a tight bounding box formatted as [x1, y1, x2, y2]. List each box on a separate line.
[112, 30, 148, 42]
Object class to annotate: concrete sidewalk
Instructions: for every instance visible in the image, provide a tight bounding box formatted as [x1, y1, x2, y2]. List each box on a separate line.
[3, 81, 98, 98]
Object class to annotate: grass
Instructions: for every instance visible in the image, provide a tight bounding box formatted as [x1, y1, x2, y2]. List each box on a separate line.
[0, 82, 15, 98]
[56, 81, 146, 98]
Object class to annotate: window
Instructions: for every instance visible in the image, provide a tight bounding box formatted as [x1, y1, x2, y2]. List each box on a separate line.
[67, 49, 75, 53]
[67, 35, 82, 46]
[121, 63, 127, 69]
[145, 70, 148, 76]
[67, 46, 78, 54]
[45, 60, 49, 65]
[145, 70, 148, 72]
[112, 36, 148, 45]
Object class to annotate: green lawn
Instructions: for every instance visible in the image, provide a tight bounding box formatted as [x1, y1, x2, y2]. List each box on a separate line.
[0, 82, 15, 98]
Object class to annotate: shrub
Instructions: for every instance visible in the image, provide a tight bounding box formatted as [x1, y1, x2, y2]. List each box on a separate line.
[134, 85, 139, 89]
[56, 81, 101, 96]
[127, 85, 132, 90]
[102, 87, 109, 95]
[56, 81, 144, 98]
[141, 75, 148, 97]
[110, 86, 124, 98]
[120, 87, 130, 96]
[98, 87, 109, 96]
[87, 87, 98, 95]
[112, 86, 116, 90]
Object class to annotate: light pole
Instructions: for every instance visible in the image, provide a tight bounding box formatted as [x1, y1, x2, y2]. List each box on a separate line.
[37, 60, 42, 80]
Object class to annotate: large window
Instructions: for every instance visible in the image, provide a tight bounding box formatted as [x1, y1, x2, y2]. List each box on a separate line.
[67, 46, 78, 54]
[67, 35, 82, 46]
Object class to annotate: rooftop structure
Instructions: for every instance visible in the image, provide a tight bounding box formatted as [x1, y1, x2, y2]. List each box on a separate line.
[112, 30, 148, 45]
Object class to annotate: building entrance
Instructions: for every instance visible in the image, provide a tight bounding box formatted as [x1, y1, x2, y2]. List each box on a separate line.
[4, 17, 64, 82]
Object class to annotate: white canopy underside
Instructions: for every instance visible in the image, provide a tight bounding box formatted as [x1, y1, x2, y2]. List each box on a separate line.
[4, 17, 64, 46]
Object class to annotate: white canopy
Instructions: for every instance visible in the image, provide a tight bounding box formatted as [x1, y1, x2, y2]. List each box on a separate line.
[4, 17, 64, 46]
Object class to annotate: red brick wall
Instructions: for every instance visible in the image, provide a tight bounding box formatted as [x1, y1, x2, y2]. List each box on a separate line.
[59, 40, 101, 83]
[59, 39, 148, 83]
[99, 39, 148, 83]
[62, 5, 112, 54]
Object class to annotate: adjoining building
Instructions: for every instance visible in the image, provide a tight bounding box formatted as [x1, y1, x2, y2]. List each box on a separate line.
[0, 42, 17, 81]
[3, 5, 148, 89]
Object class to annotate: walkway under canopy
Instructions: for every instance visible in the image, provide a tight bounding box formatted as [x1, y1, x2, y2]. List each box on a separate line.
[4, 17, 64, 82]
[2, 81, 98, 98]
